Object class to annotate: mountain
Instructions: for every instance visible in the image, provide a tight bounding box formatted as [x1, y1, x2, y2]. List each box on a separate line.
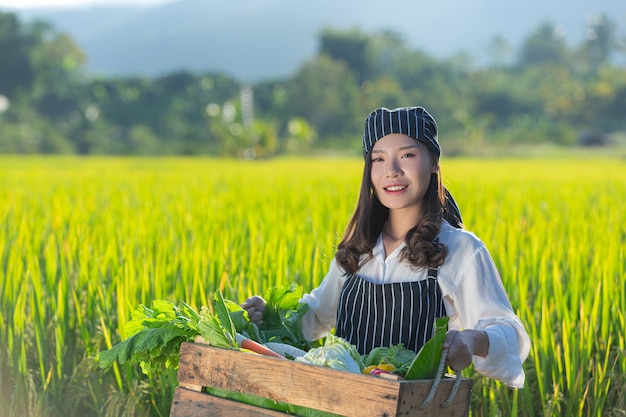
[7, 0, 625, 81]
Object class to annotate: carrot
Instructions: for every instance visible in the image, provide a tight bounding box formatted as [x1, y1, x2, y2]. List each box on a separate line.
[239, 338, 286, 359]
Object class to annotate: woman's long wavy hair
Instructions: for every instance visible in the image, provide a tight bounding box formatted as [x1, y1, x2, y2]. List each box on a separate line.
[335, 152, 462, 275]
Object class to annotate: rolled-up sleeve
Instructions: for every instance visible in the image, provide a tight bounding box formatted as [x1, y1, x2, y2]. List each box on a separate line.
[475, 319, 528, 388]
[300, 259, 347, 341]
[443, 242, 530, 388]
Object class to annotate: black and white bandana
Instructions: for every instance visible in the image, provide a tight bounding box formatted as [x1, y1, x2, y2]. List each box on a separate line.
[362, 106, 440, 158]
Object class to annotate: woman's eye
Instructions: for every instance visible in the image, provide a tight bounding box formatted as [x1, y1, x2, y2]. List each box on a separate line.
[372, 157, 383, 163]
[401, 153, 415, 159]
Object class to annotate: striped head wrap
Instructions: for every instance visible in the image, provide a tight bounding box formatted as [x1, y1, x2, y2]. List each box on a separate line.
[362, 106, 440, 159]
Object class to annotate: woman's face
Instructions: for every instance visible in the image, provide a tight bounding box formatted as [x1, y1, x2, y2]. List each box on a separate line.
[369, 134, 438, 213]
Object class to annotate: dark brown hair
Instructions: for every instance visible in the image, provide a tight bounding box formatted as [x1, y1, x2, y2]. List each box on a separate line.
[335, 152, 462, 275]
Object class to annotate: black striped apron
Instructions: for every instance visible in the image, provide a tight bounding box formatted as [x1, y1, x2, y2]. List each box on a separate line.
[335, 268, 447, 355]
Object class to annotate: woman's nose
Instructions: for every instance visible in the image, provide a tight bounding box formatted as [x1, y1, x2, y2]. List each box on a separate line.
[385, 160, 401, 177]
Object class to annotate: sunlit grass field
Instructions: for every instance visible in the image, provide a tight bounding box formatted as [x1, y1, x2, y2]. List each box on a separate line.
[0, 155, 624, 417]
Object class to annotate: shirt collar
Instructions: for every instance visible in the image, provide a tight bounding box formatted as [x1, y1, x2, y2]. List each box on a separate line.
[373, 233, 406, 262]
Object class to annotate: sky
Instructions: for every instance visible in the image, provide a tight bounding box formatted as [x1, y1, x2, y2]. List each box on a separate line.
[0, 0, 170, 8]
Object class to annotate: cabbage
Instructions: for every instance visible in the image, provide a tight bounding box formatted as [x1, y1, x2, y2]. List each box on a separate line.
[295, 334, 364, 374]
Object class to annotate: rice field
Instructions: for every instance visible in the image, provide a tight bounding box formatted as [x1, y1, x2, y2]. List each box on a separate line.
[0, 155, 624, 417]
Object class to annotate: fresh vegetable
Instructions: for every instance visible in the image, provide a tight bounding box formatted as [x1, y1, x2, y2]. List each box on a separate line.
[235, 333, 286, 359]
[295, 334, 364, 374]
[362, 363, 395, 375]
[253, 283, 312, 351]
[97, 300, 232, 375]
[362, 344, 416, 376]
[97, 291, 259, 374]
[97, 284, 312, 375]
[369, 368, 395, 376]
[404, 316, 450, 380]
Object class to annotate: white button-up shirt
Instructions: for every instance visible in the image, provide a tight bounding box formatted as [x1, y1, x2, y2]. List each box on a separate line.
[301, 221, 531, 388]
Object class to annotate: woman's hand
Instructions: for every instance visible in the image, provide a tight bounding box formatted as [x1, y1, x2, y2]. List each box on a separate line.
[442, 329, 489, 371]
[241, 295, 266, 324]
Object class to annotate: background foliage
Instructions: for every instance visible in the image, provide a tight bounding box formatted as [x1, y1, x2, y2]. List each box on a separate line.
[0, 11, 625, 156]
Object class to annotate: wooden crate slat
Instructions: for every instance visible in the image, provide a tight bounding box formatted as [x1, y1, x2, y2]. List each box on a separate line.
[170, 386, 292, 417]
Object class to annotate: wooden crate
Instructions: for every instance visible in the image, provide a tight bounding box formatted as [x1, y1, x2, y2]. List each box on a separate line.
[170, 342, 472, 417]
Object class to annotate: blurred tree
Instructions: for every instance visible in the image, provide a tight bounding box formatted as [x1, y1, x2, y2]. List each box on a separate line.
[583, 66, 626, 131]
[0, 12, 35, 98]
[319, 27, 372, 84]
[366, 30, 409, 78]
[88, 77, 157, 128]
[360, 76, 405, 113]
[84, 72, 242, 154]
[516, 21, 569, 69]
[253, 80, 290, 122]
[470, 69, 535, 124]
[29, 23, 86, 120]
[487, 35, 514, 68]
[0, 12, 85, 113]
[285, 117, 316, 152]
[286, 55, 361, 139]
[577, 13, 617, 75]
[248, 118, 280, 158]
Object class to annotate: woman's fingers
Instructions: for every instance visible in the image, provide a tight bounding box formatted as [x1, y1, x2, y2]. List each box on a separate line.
[443, 330, 472, 371]
[242, 295, 265, 310]
[249, 310, 263, 323]
[241, 296, 266, 323]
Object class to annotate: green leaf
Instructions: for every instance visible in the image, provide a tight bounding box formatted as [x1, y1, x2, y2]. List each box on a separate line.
[404, 316, 450, 380]
[97, 300, 201, 375]
[97, 326, 193, 373]
[256, 283, 311, 350]
[224, 300, 248, 333]
[212, 290, 237, 346]
[197, 309, 233, 349]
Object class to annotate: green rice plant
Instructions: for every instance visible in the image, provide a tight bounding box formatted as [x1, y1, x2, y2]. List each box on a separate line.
[0, 156, 624, 417]
[445, 158, 625, 416]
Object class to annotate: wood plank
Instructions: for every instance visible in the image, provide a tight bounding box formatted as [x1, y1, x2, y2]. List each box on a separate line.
[170, 386, 291, 417]
[177, 342, 400, 417]
[175, 342, 472, 417]
[396, 379, 471, 416]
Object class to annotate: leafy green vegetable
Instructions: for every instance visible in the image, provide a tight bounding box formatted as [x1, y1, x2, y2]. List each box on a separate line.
[362, 344, 417, 377]
[97, 295, 242, 375]
[252, 283, 312, 351]
[404, 316, 450, 380]
[97, 301, 203, 375]
[97, 283, 313, 376]
[295, 334, 364, 373]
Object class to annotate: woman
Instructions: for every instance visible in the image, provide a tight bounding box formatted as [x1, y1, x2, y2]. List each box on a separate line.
[243, 106, 530, 388]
